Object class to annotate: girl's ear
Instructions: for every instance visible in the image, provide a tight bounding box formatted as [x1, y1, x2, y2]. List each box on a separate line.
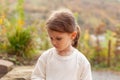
[71, 31, 77, 40]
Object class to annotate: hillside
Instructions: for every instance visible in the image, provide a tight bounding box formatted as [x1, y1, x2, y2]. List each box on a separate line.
[24, 0, 120, 31]
[0, 0, 120, 32]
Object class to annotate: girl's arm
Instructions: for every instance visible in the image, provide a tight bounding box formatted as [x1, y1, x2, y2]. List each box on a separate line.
[80, 61, 92, 80]
[31, 54, 46, 80]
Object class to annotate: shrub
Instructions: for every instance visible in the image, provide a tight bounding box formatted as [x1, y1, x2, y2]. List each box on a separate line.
[7, 26, 37, 58]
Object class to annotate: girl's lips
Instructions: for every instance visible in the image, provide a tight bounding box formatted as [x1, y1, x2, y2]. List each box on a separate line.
[54, 45, 60, 49]
[54, 45, 59, 48]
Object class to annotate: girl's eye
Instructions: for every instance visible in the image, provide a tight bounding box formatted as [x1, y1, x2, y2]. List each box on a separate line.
[56, 37, 62, 41]
[50, 37, 53, 40]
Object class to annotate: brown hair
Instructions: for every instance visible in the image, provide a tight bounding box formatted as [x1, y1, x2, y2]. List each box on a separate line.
[46, 9, 81, 48]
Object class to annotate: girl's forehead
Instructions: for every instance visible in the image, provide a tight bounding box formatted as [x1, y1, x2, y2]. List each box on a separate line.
[47, 30, 70, 36]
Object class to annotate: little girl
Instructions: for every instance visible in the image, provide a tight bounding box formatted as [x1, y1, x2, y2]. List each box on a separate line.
[31, 9, 92, 80]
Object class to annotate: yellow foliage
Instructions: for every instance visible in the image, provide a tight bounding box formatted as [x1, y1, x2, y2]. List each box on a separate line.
[112, 32, 117, 36]
[84, 29, 90, 41]
[2, 13, 6, 19]
[18, 19, 24, 27]
[1, 26, 6, 34]
[2, 43, 7, 50]
[0, 18, 3, 25]
[0, 13, 6, 25]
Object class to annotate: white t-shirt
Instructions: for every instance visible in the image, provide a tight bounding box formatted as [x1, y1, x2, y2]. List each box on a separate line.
[31, 48, 92, 80]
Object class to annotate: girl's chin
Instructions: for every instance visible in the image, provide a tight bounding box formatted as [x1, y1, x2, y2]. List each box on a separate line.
[55, 48, 63, 52]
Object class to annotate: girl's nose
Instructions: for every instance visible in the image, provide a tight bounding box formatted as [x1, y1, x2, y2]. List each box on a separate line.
[52, 40, 57, 46]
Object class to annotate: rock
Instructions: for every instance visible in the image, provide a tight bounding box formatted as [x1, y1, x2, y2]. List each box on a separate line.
[0, 66, 34, 80]
[0, 59, 14, 78]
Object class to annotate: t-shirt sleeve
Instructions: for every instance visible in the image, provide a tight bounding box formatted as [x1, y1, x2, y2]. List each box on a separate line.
[80, 61, 92, 80]
[31, 51, 48, 80]
[77, 51, 92, 80]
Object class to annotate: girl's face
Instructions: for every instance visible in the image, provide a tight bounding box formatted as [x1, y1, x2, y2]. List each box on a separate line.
[47, 29, 76, 52]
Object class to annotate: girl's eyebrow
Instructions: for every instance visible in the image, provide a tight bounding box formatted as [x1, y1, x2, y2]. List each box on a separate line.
[56, 36, 62, 38]
[56, 37, 62, 39]
[50, 36, 62, 38]
[56, 37, 62, 40]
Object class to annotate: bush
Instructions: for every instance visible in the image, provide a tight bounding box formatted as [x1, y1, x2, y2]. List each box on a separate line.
[7, 26, 37, 58]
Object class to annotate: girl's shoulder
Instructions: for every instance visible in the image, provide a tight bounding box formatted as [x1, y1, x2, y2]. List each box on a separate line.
[74, 48, 90, 64]
[42, 48, 54, 55]
[38, 48, 55, 60]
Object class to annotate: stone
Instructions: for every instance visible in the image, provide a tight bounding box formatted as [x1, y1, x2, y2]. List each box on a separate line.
[0, 66, 34, 80]
[0, 59, 14, 78]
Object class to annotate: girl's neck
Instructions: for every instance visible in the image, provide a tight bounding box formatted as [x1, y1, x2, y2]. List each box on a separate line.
[57, 46, 74, 56]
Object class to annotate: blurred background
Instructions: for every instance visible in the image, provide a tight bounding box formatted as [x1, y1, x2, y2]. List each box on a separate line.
[0, 0, 120, 80]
